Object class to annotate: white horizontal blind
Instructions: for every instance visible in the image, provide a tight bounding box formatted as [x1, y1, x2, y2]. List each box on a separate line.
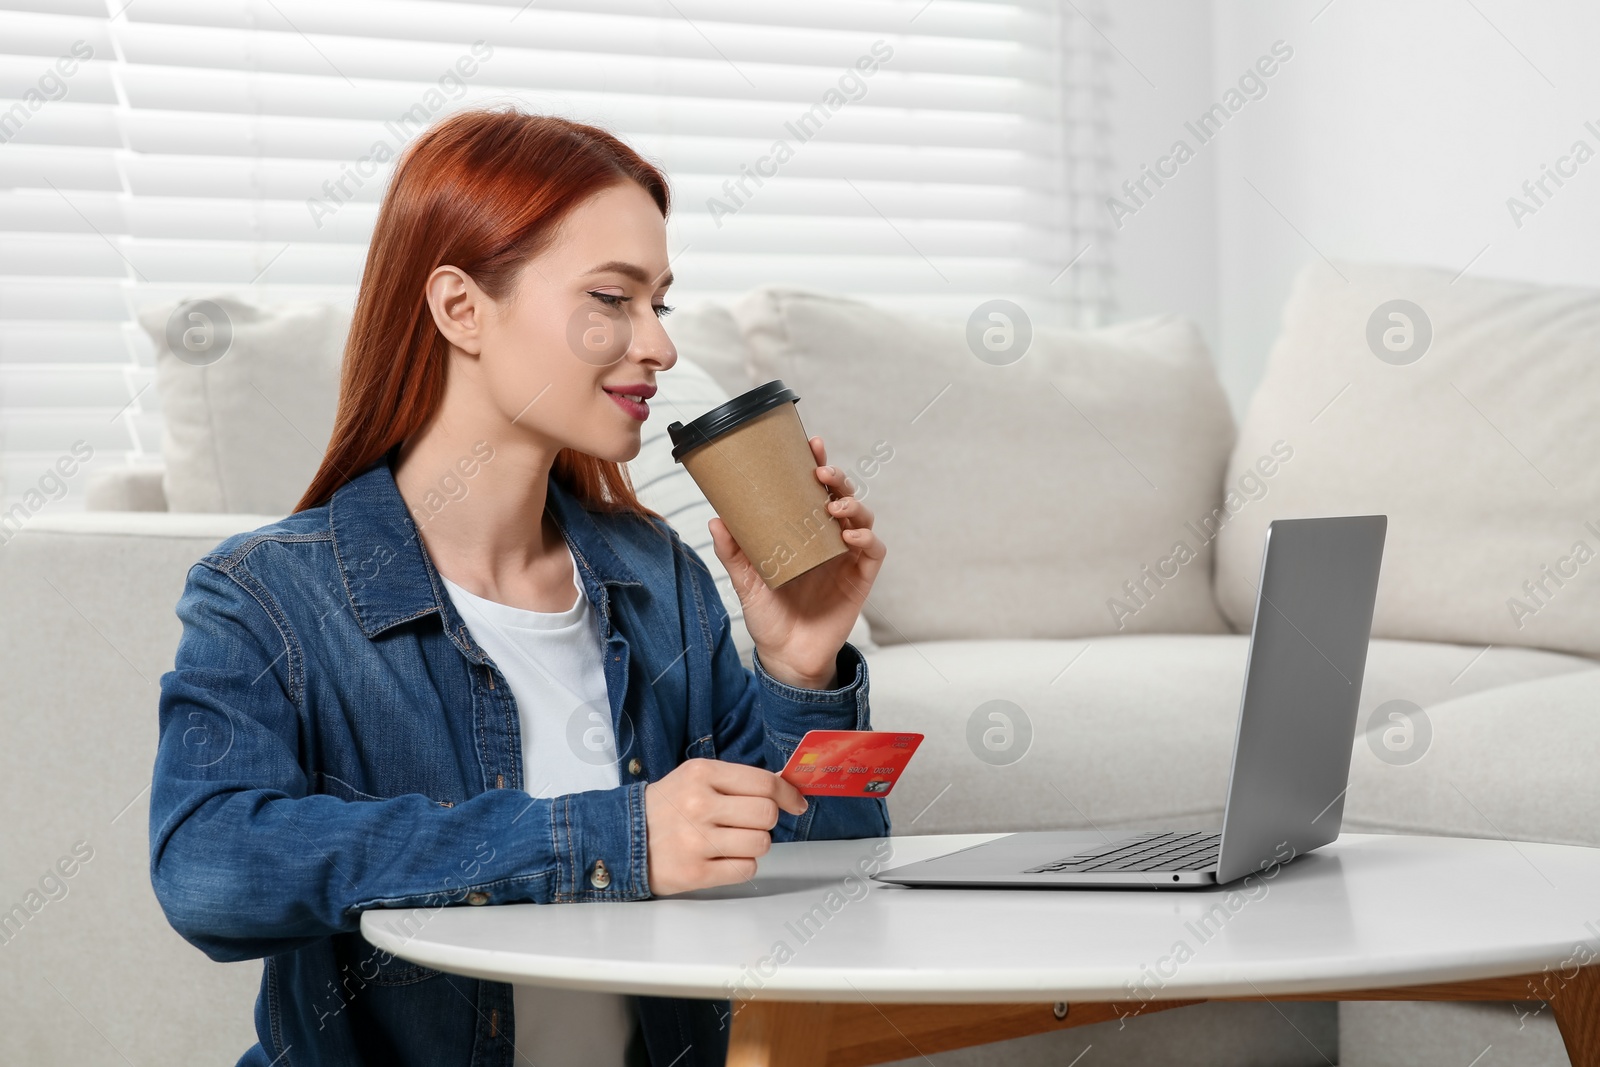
[0, 0, 1113, 515]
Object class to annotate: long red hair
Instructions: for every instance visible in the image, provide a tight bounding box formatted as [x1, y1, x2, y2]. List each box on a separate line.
[294, 109, 670, 515]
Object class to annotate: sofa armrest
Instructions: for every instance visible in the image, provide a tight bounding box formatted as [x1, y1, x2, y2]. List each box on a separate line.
[0, 514, 267, 1064]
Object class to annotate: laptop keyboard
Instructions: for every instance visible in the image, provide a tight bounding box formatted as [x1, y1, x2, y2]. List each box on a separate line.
[1024, 831, 1221, 874]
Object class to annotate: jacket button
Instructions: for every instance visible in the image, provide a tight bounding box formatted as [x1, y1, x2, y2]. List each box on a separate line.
[627, 758, 643, 777]
[588, 859, 612, 890]
[467, 891, 489, 905]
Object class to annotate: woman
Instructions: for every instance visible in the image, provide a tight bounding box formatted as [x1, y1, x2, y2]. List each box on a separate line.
[149, 109, 889, 1067]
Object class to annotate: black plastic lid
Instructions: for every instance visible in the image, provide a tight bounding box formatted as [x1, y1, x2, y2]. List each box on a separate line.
[668, 379, 799, 462]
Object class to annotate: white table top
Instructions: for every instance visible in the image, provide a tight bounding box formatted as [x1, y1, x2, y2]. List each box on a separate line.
[360, 832, 1600, 1003]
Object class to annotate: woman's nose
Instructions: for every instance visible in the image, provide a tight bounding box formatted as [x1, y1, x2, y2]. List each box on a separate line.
[633, 314, 678, 371]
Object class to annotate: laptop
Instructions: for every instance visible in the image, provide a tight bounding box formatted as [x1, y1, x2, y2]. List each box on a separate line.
[874, 514, 1387, 890]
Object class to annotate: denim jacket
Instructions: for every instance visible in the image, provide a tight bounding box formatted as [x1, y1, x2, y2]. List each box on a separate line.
[149, 449, 889, 1067]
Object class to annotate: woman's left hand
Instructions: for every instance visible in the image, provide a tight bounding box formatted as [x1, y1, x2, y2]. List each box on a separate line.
[708, 436, 887, 690]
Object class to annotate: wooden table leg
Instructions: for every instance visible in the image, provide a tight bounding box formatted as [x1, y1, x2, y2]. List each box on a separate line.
[727, 1001, 835, 1067]
[1550, 966, 1600, 1067]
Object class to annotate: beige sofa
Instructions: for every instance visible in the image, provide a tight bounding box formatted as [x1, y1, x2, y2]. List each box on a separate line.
[3, 261, 1596, 1066]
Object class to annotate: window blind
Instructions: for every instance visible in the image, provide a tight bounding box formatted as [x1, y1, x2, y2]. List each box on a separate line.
[0, 0, 1113, 514]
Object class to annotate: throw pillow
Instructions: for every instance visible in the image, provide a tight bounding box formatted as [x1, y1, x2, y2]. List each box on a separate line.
[1215, 260, 1600, 660]
[730, 289, 1238, 644]
[140, 296, 348, 514]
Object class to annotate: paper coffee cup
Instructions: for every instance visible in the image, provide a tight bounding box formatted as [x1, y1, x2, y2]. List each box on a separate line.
[668, 381, 849, 589]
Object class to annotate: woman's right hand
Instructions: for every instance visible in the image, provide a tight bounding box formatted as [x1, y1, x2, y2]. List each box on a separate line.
[643, 758, 808, 895]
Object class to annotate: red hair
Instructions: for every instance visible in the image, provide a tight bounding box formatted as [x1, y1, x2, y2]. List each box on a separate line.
[294, 109, 670, 515]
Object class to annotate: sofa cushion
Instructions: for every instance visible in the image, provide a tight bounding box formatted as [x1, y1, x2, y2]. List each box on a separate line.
[1345, 666, 1600, 848]
[1216, 260, 1600, 660]
[139, 296, 349, 514]
[731, 289, 1238, 645]
[868, 635, 1598, 838]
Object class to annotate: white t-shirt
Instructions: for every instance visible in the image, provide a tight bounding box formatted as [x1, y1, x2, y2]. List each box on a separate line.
[439, 545, 636, 1066]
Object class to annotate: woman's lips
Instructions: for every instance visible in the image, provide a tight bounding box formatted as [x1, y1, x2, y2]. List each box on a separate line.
[604, 388, 650, 421]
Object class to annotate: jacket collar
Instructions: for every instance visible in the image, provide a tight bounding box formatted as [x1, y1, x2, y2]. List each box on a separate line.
[329, 448, 641, 639]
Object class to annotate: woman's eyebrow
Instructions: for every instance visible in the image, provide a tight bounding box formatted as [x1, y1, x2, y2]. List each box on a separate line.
[584, 260, 674, 288]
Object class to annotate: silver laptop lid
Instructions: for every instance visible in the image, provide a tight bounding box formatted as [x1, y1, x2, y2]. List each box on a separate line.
[1214, 515, 1387, 884]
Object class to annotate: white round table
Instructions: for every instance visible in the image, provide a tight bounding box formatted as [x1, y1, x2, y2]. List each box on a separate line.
[363, 832, 1600, 1066]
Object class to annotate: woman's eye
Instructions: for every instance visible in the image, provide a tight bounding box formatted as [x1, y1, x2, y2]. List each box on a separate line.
[654, 304, 674, 319]
[589, 291, 626, 308]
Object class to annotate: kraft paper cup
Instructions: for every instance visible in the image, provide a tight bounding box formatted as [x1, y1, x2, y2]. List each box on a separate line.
[668, 380, 849, 589]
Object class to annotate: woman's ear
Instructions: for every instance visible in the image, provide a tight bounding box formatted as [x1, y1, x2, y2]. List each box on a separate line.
[424, 265, 485, 356]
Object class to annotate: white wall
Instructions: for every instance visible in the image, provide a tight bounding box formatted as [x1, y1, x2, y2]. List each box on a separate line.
[1103, 1, 1222, 360]
[1109, 0, 1600, 414]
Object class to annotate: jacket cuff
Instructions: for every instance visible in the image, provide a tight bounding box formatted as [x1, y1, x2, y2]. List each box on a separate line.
[551, 782, 651, 902]
[752, 641, 870, 744]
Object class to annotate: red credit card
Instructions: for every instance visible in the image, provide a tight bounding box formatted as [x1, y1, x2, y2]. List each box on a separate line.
[779, 730, 924, 797]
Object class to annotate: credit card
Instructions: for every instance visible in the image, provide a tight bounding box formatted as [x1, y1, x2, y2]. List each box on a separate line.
[779, 730, 924, 797]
